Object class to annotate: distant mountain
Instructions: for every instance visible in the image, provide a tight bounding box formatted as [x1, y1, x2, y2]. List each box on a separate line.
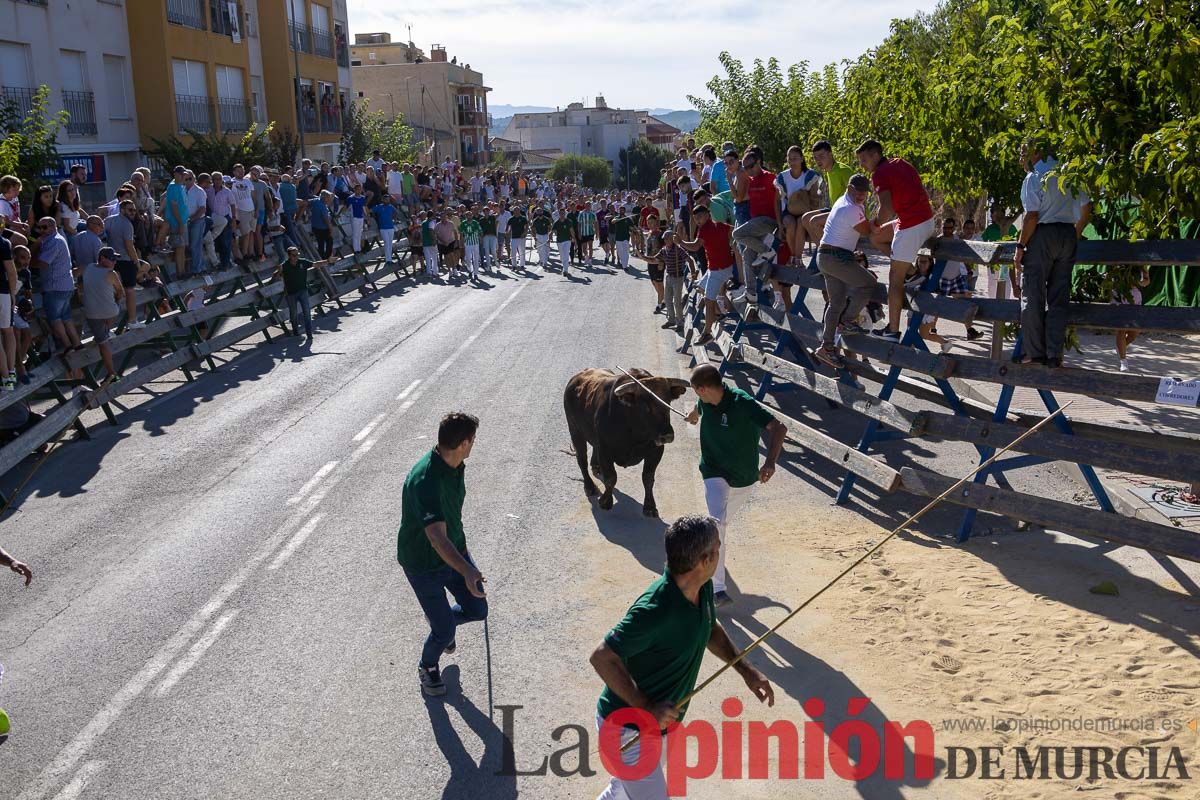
[650, 109, 701, 132]
[488, 104, 555, 117]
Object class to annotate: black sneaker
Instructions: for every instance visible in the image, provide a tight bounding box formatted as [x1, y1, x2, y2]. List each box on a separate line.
[966, 327, 984, 341]
[873, 328, 901, 343]
[419, 665, 447, 696]
[444, 640, 456, 655]
[660, 320, 675, 329]
[714, 590, 733, 608]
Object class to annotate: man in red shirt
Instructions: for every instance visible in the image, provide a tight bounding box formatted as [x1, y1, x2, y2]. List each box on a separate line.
[856, 139, 936, 342]
[679, 205, 736, 345]
[730, 146, 779, 319]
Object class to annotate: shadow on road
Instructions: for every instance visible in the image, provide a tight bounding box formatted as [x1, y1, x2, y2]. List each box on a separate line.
[587, 486, 667, 575]
[424, 665, 518, 800]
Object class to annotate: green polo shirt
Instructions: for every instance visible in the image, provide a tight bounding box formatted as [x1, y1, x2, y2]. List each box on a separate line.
[609, 216, 634, 241]
[823, 162, 854, 206]
[402, 173, 415, 194]
[597, 571, 715, 722]
[396, 448, 467, 572]
[420, 220, 436, 247]
[552, 217, 574, 242]
[480, 215, 498, 236]
[697, 385, 774, 488]
[532, 215, 551, 235]
[982, 223, 1018, 242]
[280, 258, 312, 295]
[508, 214, 528, 237]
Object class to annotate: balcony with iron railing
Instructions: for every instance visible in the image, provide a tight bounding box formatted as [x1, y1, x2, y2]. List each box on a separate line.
[17, 0, 48, 6]
[175, 94, 214, 134]
[62, 90, 97, 136]
[319, 105, 341, 133]
[167, 0, 206, 30]
[312, 27, 334, 59]
[217, 98, 252, 133]
[289, 21, 313, 53]
[1, 86, 37, 121]
[336, 35, 349, 67]
[457, 109, 488, 128]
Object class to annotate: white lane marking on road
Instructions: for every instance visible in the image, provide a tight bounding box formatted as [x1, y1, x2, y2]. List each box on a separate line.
[395, 379, 422, 401]
[153, 611, 241, 696]
[19, 282, 530, 800]
[348, 437, 377, 465]
[268, 514, 326, 571]
[286, 460, 339, 505]
[16, 514, 309, 800]
[353, 413, 387, 442]
[49, 761, 106, 800]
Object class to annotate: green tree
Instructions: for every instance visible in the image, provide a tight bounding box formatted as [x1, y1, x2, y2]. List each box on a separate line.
[0, 86, 68, 200]
[144, 125, 277, 175]
[617, 139, 670, 190]
[269, 126, 301, 171]
[340, 100, 372, 164]
[546, 154, 612, 189]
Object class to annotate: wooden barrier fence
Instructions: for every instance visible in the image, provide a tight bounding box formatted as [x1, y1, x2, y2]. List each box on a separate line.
[684, 235, 1200, 561]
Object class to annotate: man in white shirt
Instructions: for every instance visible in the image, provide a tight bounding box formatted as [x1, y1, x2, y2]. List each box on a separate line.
[367, 150, 385, 175]
[387, 161, 405, 201]
[209, 171, 236, 268]
[813, 174, 877, 368]
[496, 204, 512, 264]
[230, 163, 257, 263]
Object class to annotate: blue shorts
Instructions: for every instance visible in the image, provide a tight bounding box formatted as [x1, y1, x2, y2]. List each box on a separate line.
[42, 290, 74, 323]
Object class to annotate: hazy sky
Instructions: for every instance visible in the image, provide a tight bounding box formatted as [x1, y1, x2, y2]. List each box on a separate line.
[345, 0, 942, 110]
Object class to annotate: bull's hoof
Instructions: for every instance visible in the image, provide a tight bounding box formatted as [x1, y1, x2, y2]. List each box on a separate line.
[642, 504, 660, 518]
[584, 481, 601, 498]
[598, 493, 614, 510]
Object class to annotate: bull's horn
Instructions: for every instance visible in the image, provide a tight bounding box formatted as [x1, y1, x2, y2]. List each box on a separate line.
[664, 377, 691, 391]
[614, 380, 638, 396]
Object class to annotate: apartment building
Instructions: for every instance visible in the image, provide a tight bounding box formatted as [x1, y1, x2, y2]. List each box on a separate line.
[0, 0, 141, 204]
[128, 0, 350, 166]
[350, 34, 490, 166]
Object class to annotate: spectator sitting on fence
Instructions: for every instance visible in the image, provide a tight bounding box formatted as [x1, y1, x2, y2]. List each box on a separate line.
[1011, 139, 1092, 368]
[81, 247, 124, 386]
[138, 264, 172, 317]
[73, 216, 105, 272]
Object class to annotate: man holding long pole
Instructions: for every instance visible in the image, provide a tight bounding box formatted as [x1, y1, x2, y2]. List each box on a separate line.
[397, 412, 488, 697]
[590, 515, 774, 800]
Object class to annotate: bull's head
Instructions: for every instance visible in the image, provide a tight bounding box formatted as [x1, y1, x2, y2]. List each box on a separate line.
[613, 370, 690, 446]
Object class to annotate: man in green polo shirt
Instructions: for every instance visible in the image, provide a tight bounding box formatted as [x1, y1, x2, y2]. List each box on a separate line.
[590, 515, 774, 799]
[397, 412, 487, 697]
[609, 207, 635, 271]
[685, 364, 787, 608]
[273, 246, 325, 339]
[532, 208, 553, 268]
[552, 211, 576, 275]
[801, 139, 856, 253]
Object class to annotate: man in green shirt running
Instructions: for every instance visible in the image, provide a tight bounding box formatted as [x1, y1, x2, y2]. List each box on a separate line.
[397, 412, 487, 697]
[801, 139, 856, 256]
[552, 211, 576, 275]
[273, 246, 325, 339]
[685, 364, 787, 608]
[590, 514, 774, 798]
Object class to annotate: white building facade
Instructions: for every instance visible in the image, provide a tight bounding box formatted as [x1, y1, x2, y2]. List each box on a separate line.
[498, 97, 678, 175]
[0, 0, 141, 205]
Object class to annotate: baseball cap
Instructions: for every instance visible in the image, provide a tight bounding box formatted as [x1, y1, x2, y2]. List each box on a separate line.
[98, 246, 117, 261]
[722, 147, 739, 158]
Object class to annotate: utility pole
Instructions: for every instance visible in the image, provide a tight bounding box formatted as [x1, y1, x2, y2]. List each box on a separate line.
[290, 0, 306, 160]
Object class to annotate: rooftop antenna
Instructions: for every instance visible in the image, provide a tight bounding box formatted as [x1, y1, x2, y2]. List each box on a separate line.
[406, 23, 413, 45]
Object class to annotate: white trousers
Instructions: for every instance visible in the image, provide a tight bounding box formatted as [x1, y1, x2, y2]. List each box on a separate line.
[512, 236, 526, 269]
[464, 243, 481, 277]
[380, 228, 394, 263]
[616, 240, 630, 269]
[351, 217, 364, 251]
[482, 235, 498, 267]
[423, 245, 439, 276]
[536, 233, 550, 266]
[595, 713, 668, 800]
[558, 240, 573, 273]
[703, 477, 752, 593]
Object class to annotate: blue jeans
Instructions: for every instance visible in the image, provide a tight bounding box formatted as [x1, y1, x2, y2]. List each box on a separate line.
[286, 290, 312, 335]
[216, 217, 234, 268]
[403, 552, 488, 668]
[188, 218, 207, 273]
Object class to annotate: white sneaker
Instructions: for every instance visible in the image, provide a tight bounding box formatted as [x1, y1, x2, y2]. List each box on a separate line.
[1119, 359, 1128, 372]
[773, 292, 786, 309]
[127, 320, 145, 329]
[761, 233, 774, 248]
[729, 289, 747, 303]
[940, 340, 954, 354]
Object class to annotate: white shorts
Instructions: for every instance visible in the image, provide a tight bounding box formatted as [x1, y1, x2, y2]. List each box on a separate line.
[890, 217, 936, 265]
[0, 293, 10, 328]
[702, 266, 733, 300]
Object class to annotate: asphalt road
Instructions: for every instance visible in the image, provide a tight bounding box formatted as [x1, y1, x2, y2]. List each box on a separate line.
[0, 252, 1097, 800]
[0, 255, 724, 800]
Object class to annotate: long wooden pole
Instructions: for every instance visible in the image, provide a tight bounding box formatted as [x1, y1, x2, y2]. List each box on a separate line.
[619, 400, 1073, 752]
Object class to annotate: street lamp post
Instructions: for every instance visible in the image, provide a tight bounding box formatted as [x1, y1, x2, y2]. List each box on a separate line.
[289, 0, 306, 160]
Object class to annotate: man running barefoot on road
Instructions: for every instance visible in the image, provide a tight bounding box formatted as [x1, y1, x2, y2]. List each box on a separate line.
[590, 515, 774, 800]
[397, 413, 488, 698]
